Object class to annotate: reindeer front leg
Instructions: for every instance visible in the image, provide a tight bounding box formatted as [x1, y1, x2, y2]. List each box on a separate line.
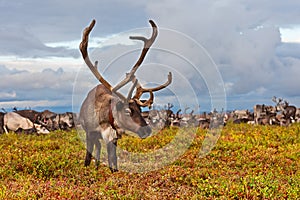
[102, 127, 119, 172]
[85, 131, 101, 167]
[107, 138, 118, 172]
[3, 126, 9, 134]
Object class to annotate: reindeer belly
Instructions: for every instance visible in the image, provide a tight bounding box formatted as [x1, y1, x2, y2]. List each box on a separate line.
[7, 120, 32, 131]
[6, 121, 21, 131]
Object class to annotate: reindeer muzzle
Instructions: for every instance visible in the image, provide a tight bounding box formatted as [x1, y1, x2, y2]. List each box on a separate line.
[137, 125, 152, 139]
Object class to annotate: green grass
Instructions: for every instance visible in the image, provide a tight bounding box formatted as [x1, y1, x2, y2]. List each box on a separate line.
[0, 123, 299, 199]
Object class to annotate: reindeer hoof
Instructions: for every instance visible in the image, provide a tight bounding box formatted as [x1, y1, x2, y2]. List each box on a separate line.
[110, 168, 118, 173]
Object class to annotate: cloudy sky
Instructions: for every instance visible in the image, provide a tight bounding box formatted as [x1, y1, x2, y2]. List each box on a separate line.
[1, 0, 300, 113]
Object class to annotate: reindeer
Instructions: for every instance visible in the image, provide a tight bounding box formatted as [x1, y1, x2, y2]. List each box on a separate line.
[0, 112, 5, 134]
[3, 112, 50, 134]
[79, 19, 172, 172]
[272, 96, 296, 124]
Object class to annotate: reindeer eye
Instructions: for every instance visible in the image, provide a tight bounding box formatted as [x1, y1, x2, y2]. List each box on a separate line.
[125, 108, 132, 116]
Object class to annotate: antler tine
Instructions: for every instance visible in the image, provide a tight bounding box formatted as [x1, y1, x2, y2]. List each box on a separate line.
[133, 72, 172, 100]
[127, 77, 138, 101]
[112, 20, 158, 93]
[132, 72, 172, 108]
[135, 91, 154, 108]
[80, 19, 126, 101]
[284, 100, 289, 105]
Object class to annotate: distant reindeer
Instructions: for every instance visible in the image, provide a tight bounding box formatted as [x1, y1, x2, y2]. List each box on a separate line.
[79, 19, 172, 172]
[272, 96, 296, 124]
[0, 112, 5, 134]
[3, 112, 50, 134]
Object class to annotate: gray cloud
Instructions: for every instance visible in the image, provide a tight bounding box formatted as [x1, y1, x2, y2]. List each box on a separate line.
[0, 0, 148, 42]
[0, 0, 148, 59]
[276, 43, 300, 59]
[0, 26, 79, 58]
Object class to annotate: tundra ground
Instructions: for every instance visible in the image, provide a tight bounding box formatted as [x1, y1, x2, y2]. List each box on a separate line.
[0, 123, 299, 199]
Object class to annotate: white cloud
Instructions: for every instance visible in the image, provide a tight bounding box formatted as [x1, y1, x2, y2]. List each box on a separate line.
[0, 56, 82, 73]
[0, 91, 17, 99]
[0, 65, 80, 110]
[0, 100, 72, 112]
[280, 27, 300, 43]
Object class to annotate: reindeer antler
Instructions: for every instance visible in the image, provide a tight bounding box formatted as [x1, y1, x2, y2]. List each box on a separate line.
[112, 20, 158, 92]
[80, 20, 112, 90]
[80, 19, 172, 108]
[79, 19, 126, 101]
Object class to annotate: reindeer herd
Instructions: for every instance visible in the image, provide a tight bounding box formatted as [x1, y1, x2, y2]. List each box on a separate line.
[231, 97, 300, 126]
[141, 98, 300, 130]
[0, 109, 75, 135]
[136, 96, 300, 130]
[1, 97, 298, 134]
[1, 19, 299, 172]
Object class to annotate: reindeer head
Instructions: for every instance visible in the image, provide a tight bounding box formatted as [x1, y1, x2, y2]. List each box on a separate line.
[272, 96, 290, 112]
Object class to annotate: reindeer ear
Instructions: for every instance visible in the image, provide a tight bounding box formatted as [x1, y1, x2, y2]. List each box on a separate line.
[116, 101, 124, 111]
